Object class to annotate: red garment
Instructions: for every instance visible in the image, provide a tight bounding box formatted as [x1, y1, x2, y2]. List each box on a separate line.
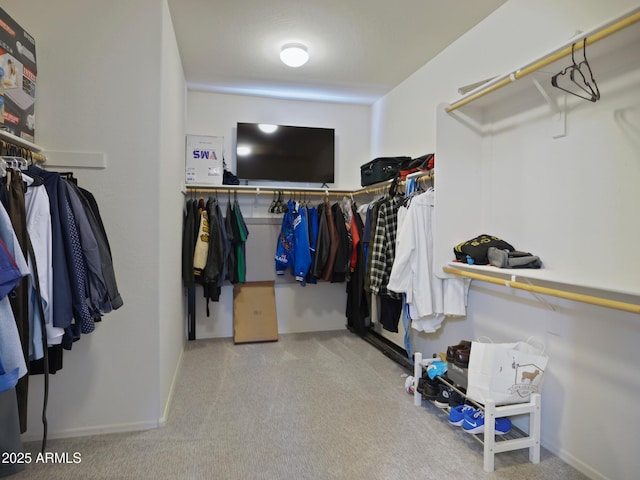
[349, 214, 360, 272]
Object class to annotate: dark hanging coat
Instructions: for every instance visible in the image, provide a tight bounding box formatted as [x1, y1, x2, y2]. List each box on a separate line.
[346, 206, 369, 334]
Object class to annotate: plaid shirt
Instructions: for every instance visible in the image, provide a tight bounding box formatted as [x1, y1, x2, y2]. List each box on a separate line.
[369, 195, 403, 299]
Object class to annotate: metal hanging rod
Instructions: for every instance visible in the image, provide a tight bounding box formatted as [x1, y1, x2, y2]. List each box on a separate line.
[355, 172, 434, 197]
[0, 131, 47, 164]
[443, 266, 640, 314]
[184, 185, 355, 198]
[446, 7, 640, 112]
[183, 172, 434, 198]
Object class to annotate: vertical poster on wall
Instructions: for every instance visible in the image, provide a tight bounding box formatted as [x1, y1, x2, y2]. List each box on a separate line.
[185, 135, 224, 186]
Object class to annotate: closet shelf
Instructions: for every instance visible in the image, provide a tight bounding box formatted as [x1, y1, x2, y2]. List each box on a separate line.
[446, 6, 640, 113]
[183, 172, 434, 198]
[0, 129, 47, 163]
[443, 263, 640, 314]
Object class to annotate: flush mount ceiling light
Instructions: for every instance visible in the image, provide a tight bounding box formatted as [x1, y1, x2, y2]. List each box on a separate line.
[280, 43, 309, 68]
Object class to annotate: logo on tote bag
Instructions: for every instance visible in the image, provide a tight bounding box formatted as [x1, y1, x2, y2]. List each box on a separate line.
[510, 363, 544, 397]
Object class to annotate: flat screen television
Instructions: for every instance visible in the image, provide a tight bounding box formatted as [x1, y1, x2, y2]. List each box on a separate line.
[235, 122, 335, 184]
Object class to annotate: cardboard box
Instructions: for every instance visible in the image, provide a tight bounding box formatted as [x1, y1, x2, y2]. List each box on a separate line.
[185, 135, 223, 186]
[0, 7, 36, 143]
[233, 281, 278, 344]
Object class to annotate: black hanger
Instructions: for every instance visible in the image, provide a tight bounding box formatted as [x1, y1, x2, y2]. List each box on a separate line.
[551, 39, 600, 102]
[274, 191, 282, 214]
[268, 191, 277, 213]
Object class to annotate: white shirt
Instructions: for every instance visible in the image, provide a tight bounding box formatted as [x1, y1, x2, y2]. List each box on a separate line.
[24, 174, 62, 348]
[387, 189, 468, 332]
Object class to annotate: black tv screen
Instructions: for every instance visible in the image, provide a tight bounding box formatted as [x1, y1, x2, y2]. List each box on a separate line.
[236, 122, 335, 184]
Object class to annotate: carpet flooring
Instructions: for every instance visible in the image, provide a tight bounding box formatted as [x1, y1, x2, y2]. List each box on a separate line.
[10, 330, 587, 479]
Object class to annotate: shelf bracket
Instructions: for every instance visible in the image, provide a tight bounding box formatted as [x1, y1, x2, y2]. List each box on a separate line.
[519, 277, 557, 312]
[532, 78, 566, 138]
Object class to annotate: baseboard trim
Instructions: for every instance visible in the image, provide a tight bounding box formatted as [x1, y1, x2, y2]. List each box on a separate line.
[21, 420, 158, 443]
[542, 440, 608, 480]
[359, 328, 412, 371]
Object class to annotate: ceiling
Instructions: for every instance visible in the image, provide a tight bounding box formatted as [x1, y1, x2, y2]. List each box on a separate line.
[167, 0, 506, 105]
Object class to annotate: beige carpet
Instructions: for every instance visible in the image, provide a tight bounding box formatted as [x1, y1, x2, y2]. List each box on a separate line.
[11, 330, 586, 479]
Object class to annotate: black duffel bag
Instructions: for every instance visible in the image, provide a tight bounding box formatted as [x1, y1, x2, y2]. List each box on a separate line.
[360, 156, 410, 187]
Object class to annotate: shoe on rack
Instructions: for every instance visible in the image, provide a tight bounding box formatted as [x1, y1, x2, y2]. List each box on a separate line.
[449, 404, 478, 426]
[434, 384, 453, 408]
[418, 367, 440, 393]
[462, 410, 512, 435]
[446, 340, 472, 363]
[454, 348, 471, 368]
[422, 381, 439, 401]
[448, 388, 466, 409]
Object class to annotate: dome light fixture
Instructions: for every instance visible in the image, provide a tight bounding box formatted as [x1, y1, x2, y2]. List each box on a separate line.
[280, 43, 309, 68]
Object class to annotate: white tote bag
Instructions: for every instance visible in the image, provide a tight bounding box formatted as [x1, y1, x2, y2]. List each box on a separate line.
[466, 338, 548, 406]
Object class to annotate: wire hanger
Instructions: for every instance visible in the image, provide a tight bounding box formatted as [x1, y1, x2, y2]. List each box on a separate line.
[551, 38, 600, 102]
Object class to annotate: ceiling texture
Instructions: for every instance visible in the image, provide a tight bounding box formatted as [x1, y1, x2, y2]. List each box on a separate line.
[167, 0, 506, 104]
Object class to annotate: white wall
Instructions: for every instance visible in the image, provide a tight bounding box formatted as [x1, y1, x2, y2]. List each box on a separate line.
[186, 91, 371, 338]
[187, 91, 371, 190]
[0, 0, 186, 439]
[158, 0, 187, 426]
[372, 1, 640, 479]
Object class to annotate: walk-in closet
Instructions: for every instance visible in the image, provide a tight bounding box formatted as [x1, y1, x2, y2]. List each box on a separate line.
[1, 1, 639, 479]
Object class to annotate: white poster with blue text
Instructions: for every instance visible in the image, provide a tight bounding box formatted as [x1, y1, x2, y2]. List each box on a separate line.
[185, 135, 224, 185]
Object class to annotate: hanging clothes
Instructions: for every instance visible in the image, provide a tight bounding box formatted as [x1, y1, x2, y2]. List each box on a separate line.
[23, 174, 59, 352]
[312, 200, 329, 279]
[202, 197, 225, 312]
[225, 200, 238, 284]
[72, 184, 123, 313]
[305, 205, 318, 285]
[275, 200, 311, 284]
[193, 197, 209, 283]
[0, 162, 122, 441]
[3, 170, 30, 433]
[363, 198, 383, 294]
[182, 198, 197, 340]
[275, 200, 294, 276]
[26, 165, 74, 334]
[293, 203, 311, 284]
[69, 181, 122, 313]
[320, 199, 338, 281]
[367, 190, 404, 333]
[387, 188, 470, 333]
[0, 203, 29, 399]
[330, 202, 349, 283]
[345, 202, 369, 334]
[233, 196, 249, 283]
[214, 199, 230, 291]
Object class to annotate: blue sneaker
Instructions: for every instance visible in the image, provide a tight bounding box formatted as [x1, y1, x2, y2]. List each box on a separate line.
[448, 404, 477, 426]
[462, 409, 512, 435]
